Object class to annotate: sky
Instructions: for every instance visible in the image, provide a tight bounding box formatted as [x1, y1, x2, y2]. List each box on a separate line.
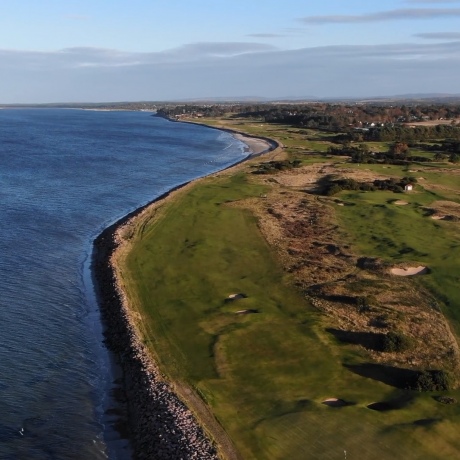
[1, 0, 460, 103]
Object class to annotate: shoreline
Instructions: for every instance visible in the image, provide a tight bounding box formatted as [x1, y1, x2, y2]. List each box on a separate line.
[92, 125, 278, 459]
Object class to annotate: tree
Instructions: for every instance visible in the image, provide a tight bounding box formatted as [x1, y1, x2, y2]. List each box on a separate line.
[389, 142, 409, 155]
[434, 152, 447, 161]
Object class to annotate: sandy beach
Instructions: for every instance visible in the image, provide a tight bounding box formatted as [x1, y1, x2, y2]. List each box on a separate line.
[232, 132, 274, 156]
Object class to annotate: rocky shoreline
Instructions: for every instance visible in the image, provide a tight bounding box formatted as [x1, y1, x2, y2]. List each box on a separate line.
[92, 190, 220, 460]
[92, 126, 278, 459]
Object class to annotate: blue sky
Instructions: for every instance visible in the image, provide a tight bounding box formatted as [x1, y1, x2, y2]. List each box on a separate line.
[1, 0, 460, 103]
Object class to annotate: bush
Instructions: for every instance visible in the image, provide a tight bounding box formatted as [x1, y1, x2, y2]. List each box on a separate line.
[355, 295, 375, 313]
[382, 331, 412, 352]
[414, 370, 453, 392]
[326, 184, 343, 196]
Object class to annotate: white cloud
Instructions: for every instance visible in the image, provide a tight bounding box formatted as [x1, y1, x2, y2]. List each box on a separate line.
[0, 41, 459, 102]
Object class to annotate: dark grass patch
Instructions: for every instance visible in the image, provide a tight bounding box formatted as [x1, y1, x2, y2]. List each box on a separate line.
[433, 395, 457, 405]
[344, 363, 421, 389]
[345, 363, 453, 391]
[327, 328, 386, 351]
[367, 393, 415, 412]
[412, 418, 442, 427]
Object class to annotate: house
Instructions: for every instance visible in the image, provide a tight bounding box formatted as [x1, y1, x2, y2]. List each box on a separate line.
[404, 184, 413, 191]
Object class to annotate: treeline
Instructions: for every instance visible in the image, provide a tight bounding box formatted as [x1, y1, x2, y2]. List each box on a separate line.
[413, 141, 460, 153]
[232, 103, 460, 129]
[358, 124, 460, 142]
[251, 159, 302, 174]
[157, 103, 460, 128]
[327, 142, 434, 164]
[156, 104, 240, 118]
[324, 176, 417, 196]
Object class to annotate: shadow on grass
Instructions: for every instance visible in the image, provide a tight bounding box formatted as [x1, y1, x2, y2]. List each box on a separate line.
[327, 328, 386, 351]
[367, 393, 415, 412]
[252, 399, 317, 429]
[383, 418, 442, 433]
[344, 362, 421, 389]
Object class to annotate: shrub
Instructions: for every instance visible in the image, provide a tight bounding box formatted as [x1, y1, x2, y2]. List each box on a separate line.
[326, 184, 343, 196]
[414, 370, 454, 392]
[382, 331, 412, 352]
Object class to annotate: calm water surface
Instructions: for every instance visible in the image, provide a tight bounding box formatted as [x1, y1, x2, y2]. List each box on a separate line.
[0, 109, 247, 459]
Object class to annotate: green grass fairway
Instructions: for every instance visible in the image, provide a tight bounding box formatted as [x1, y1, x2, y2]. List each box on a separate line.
[120, 171, 460, 459]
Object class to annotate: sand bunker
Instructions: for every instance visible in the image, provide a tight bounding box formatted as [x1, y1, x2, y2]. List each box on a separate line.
[321, 398, 350, 407]
[426, 201, 460, 222]
[225, 293, 248, 303]
[393, 200, 408, 206]
[391, 266, 427, 276]
[227, 293, 246, 300]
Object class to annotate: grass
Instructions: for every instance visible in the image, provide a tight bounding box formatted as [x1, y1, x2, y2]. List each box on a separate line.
[334, 177, 460, 333]
[120, 159, 460, 459]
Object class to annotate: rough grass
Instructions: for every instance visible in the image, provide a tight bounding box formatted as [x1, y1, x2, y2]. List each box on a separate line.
[334, 176, 460, 335]
[120, 164, 460, 459]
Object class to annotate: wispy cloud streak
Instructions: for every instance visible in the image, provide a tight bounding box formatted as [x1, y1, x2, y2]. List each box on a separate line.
[299, 8, 460, 24]
[0, 41, 459, 103]
[415, 31, 460, 38]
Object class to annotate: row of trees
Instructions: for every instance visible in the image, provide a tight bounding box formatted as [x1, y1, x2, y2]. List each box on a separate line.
[361, 124, 460, 142]
[156, 103, 460, 133]
[328, 140, 459, 164]
[324, 177, 417, 196]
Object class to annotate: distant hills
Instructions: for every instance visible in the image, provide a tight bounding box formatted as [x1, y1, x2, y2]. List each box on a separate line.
[175, 93, 460, 103]
[2, 93, 460, 107]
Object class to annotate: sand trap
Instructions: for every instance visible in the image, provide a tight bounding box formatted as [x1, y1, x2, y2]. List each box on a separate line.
[322, 398, 350, 407]
[391, 266, 427, 276]
[235, 309, 258, 315]
[431, 215, 445, 220]
[228, 293, 246, 300]
[225, 293, 248, 303]
[394, 200, 408, 206]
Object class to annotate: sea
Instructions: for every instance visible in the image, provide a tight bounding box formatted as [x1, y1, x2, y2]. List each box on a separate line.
[0, 109, 248, 459]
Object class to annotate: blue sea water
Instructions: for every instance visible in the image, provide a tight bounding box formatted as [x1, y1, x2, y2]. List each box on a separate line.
[0, 109, 247, 459]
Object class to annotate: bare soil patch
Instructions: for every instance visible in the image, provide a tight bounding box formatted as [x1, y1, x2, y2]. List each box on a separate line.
[273, 163, 390, 190]
[404, 119, 460, 127]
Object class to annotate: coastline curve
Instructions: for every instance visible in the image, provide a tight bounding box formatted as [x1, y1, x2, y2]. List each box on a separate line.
[92, 125, 278, 459]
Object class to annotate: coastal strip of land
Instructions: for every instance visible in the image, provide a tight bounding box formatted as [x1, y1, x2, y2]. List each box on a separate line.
[93, 110, 460, 459]
[92, 130, 277, 460]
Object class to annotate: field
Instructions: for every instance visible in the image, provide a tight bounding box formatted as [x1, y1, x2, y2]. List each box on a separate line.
[117, 116, 460, 459]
